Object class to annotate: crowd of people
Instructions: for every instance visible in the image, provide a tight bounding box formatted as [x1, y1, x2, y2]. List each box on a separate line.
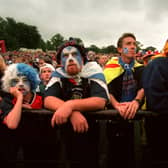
[0, 33, 168, 167]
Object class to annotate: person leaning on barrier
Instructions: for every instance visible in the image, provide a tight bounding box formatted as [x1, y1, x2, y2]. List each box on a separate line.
[103, 33, 145, 168]
[44, 40, 109, 131]
[0, 63, 42, 129]
[104, 33, 144, 119]
[44, 39, 109, 168]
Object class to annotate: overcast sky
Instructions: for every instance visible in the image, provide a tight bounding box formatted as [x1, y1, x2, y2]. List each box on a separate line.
[0, 0, 168, 50]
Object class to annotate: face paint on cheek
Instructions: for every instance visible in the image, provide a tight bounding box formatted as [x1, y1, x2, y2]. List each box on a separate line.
[65, 55, 80, 72]
[10, 78, 19, 87]
[123, 48, 129, 54]
[76, 52, 83, 66]
[61, 46, 83, 71]
[61, 54, 67, 68]
[12, 76, 31, 95]
[22, 80, 31, 95]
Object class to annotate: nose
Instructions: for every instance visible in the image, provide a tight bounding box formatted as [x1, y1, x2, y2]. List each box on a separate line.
[18, 84, 24, 88]
[18, 80, 24, 88]
[69, 59, 74, 63]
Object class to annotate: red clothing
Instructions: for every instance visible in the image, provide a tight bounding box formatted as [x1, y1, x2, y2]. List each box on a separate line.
[12, 93, 43, 109]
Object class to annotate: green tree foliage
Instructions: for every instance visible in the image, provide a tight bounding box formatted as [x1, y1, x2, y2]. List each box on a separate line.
[0, 17, 44, 50]
[136, 41, 143, 52]
[101, 45, 117, 54]
[86, 44, 100, 53]
[0, 16, 157, 53]
[46, 33, 65, 50]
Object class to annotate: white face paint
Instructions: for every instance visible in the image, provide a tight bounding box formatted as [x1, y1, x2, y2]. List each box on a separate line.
[61, 46, 83, 72]
[10, 75, 31, 95]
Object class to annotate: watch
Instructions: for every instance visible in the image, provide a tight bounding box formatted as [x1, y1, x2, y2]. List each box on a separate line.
[134, 99, 142, 105]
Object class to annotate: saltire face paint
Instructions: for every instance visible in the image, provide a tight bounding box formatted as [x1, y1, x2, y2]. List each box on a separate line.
[61, 46, 83, 72]
[123, 48, 129, 54]
[123, 48, 137, 54]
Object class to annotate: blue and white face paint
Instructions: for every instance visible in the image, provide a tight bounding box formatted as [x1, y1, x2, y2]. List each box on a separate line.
[10, 74, 31, 95]
[2, 63, 39, 94]
[123, 47, 137, 55]
[61, 46, 83, 72]
[123, 48, 129, 54]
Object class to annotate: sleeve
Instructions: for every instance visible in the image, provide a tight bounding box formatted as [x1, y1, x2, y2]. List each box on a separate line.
[90, 79, 109, 101]
[44, 80, 62, 99]
[142, 58, 168, 113]
[0, 96, 14, 122]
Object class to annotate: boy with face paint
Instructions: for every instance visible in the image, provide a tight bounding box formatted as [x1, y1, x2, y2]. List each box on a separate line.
[0, 63, 42, 129]
[44, 40, 109, 168]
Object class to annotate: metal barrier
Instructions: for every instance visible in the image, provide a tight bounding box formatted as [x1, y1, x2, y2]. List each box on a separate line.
[0, 109, 166, 168]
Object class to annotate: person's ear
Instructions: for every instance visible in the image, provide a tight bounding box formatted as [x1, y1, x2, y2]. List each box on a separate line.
[117, 47, 122, 54]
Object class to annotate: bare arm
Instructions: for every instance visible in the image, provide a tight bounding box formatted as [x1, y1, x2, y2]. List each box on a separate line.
[67, 97, 106, 112]
[4, 87, 23, 129]
[44, 96, 64, 111]
[51, 97, 106, 126]
[123, 88, 145, 119]
[109, 94, 119, 109]
[134, 88, 144, 101]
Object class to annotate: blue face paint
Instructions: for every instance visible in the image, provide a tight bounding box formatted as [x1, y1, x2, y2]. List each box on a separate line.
[61, 46, 83, 71]
[10, 75, 31, 95]
[123, 48, 129, 54]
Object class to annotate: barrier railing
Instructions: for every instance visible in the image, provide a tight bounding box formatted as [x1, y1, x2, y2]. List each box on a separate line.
[0, 109, 166, 168]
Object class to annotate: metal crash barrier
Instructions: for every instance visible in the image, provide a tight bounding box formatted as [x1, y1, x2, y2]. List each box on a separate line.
[0, 109, 167, 168]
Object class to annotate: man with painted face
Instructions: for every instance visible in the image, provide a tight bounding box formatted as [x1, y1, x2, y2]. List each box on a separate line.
[104, 33, 144, 168]
[0, 63, 42, 129]
[44, 40, 109, 129]
[44, 40, 109, 168]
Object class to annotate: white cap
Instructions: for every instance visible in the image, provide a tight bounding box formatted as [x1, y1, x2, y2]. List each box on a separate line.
[39, 63, 55, 73]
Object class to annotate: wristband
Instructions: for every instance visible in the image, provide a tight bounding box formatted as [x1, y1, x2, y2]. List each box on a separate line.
[134, 99, 141, 105]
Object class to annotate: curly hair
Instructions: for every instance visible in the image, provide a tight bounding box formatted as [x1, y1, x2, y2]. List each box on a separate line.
[2, 63, 40, 93]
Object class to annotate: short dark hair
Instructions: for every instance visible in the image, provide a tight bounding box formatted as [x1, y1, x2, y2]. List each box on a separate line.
[117, 33, 136, 48]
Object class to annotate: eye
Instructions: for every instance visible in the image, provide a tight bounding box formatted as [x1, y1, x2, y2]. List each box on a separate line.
[72, 52, 77, 57]
[11, 79, 19, 83]
[11, 78, 19, 86]
[22, 77, 28, 82]
[63, 53, 69, 58]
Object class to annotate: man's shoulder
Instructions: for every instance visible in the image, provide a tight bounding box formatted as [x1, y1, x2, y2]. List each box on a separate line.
[146, 57, 168, 72]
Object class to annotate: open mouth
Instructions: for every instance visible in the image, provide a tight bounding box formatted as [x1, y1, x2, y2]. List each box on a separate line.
[18, 88, 26, 92]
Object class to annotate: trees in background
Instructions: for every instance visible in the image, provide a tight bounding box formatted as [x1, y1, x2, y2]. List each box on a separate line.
[0, 17, 44, 50]
[0, 16, 157, 54]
